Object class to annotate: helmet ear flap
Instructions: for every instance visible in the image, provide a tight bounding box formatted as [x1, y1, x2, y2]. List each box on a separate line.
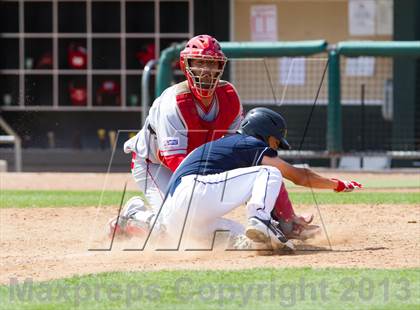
[279, 137, 291, 150]
[241, 120, 249, 128]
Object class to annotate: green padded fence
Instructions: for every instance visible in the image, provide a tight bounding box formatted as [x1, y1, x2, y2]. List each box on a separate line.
[337, 41, 420, 57]
[327, 50, 342, 152]
[331, 41, 420, 152]
[155, 40, 420, 154]
[156, 40, 327, 97]
[156, 40, 329, 151]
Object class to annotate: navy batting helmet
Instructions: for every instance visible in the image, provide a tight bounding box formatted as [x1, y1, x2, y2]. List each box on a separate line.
[238, 107, 291, 150]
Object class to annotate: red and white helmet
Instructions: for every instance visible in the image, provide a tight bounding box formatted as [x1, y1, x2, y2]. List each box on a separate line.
[180, 35, 227, 101]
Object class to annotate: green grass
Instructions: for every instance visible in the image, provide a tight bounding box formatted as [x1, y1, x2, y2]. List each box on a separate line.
[357, 177, 419, 189]
[1, 190, 419, 208]
[0, 190, 138, 209]
[293, 191, 420, 205]
[284, 177, 420, 189]
[0, 268, 418, 309]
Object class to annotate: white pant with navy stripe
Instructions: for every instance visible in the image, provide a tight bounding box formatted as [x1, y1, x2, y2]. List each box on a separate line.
[155, 165, 283, 245]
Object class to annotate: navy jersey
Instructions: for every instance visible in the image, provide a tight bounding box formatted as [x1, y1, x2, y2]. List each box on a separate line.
[167, 134, 278, 195]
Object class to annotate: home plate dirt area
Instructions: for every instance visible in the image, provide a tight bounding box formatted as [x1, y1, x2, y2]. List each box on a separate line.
[1, 172, 419, 284]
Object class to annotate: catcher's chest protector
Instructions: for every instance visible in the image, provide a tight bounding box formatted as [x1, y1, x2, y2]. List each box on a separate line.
[175, 82, 241, 153]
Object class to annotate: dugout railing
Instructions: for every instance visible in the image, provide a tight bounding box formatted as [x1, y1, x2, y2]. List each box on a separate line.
[0, 116, 22, 172]
[149, 40, 420, 168]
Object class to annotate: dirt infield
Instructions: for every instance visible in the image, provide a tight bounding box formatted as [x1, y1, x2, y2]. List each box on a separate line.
[1, 172, 419, 284]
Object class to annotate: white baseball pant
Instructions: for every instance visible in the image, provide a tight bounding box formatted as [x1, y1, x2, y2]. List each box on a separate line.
[155, 165, 283, 246]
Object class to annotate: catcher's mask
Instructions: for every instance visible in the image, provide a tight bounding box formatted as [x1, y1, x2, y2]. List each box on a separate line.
[238, 107, 291, 150]
[180, 35, 227, 101]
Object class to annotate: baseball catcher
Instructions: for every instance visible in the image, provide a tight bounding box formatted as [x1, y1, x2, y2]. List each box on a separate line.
[108, 35, 243, 235]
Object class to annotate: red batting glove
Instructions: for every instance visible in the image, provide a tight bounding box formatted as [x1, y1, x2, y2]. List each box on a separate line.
[332, 178, 362, 192]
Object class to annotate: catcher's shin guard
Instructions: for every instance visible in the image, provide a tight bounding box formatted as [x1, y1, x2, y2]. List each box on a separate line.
[121, 196, 151, 217]
[245, 216, 295, 251]
[107, 196, 153, 239]
[107, 216, 149, 239]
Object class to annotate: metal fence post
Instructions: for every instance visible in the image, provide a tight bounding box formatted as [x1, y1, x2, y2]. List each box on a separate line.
[14, 137, 22, 172]
[155, 43, 184, 97]
[141, 59, 158, 126]
[327, 48, 342, 153]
